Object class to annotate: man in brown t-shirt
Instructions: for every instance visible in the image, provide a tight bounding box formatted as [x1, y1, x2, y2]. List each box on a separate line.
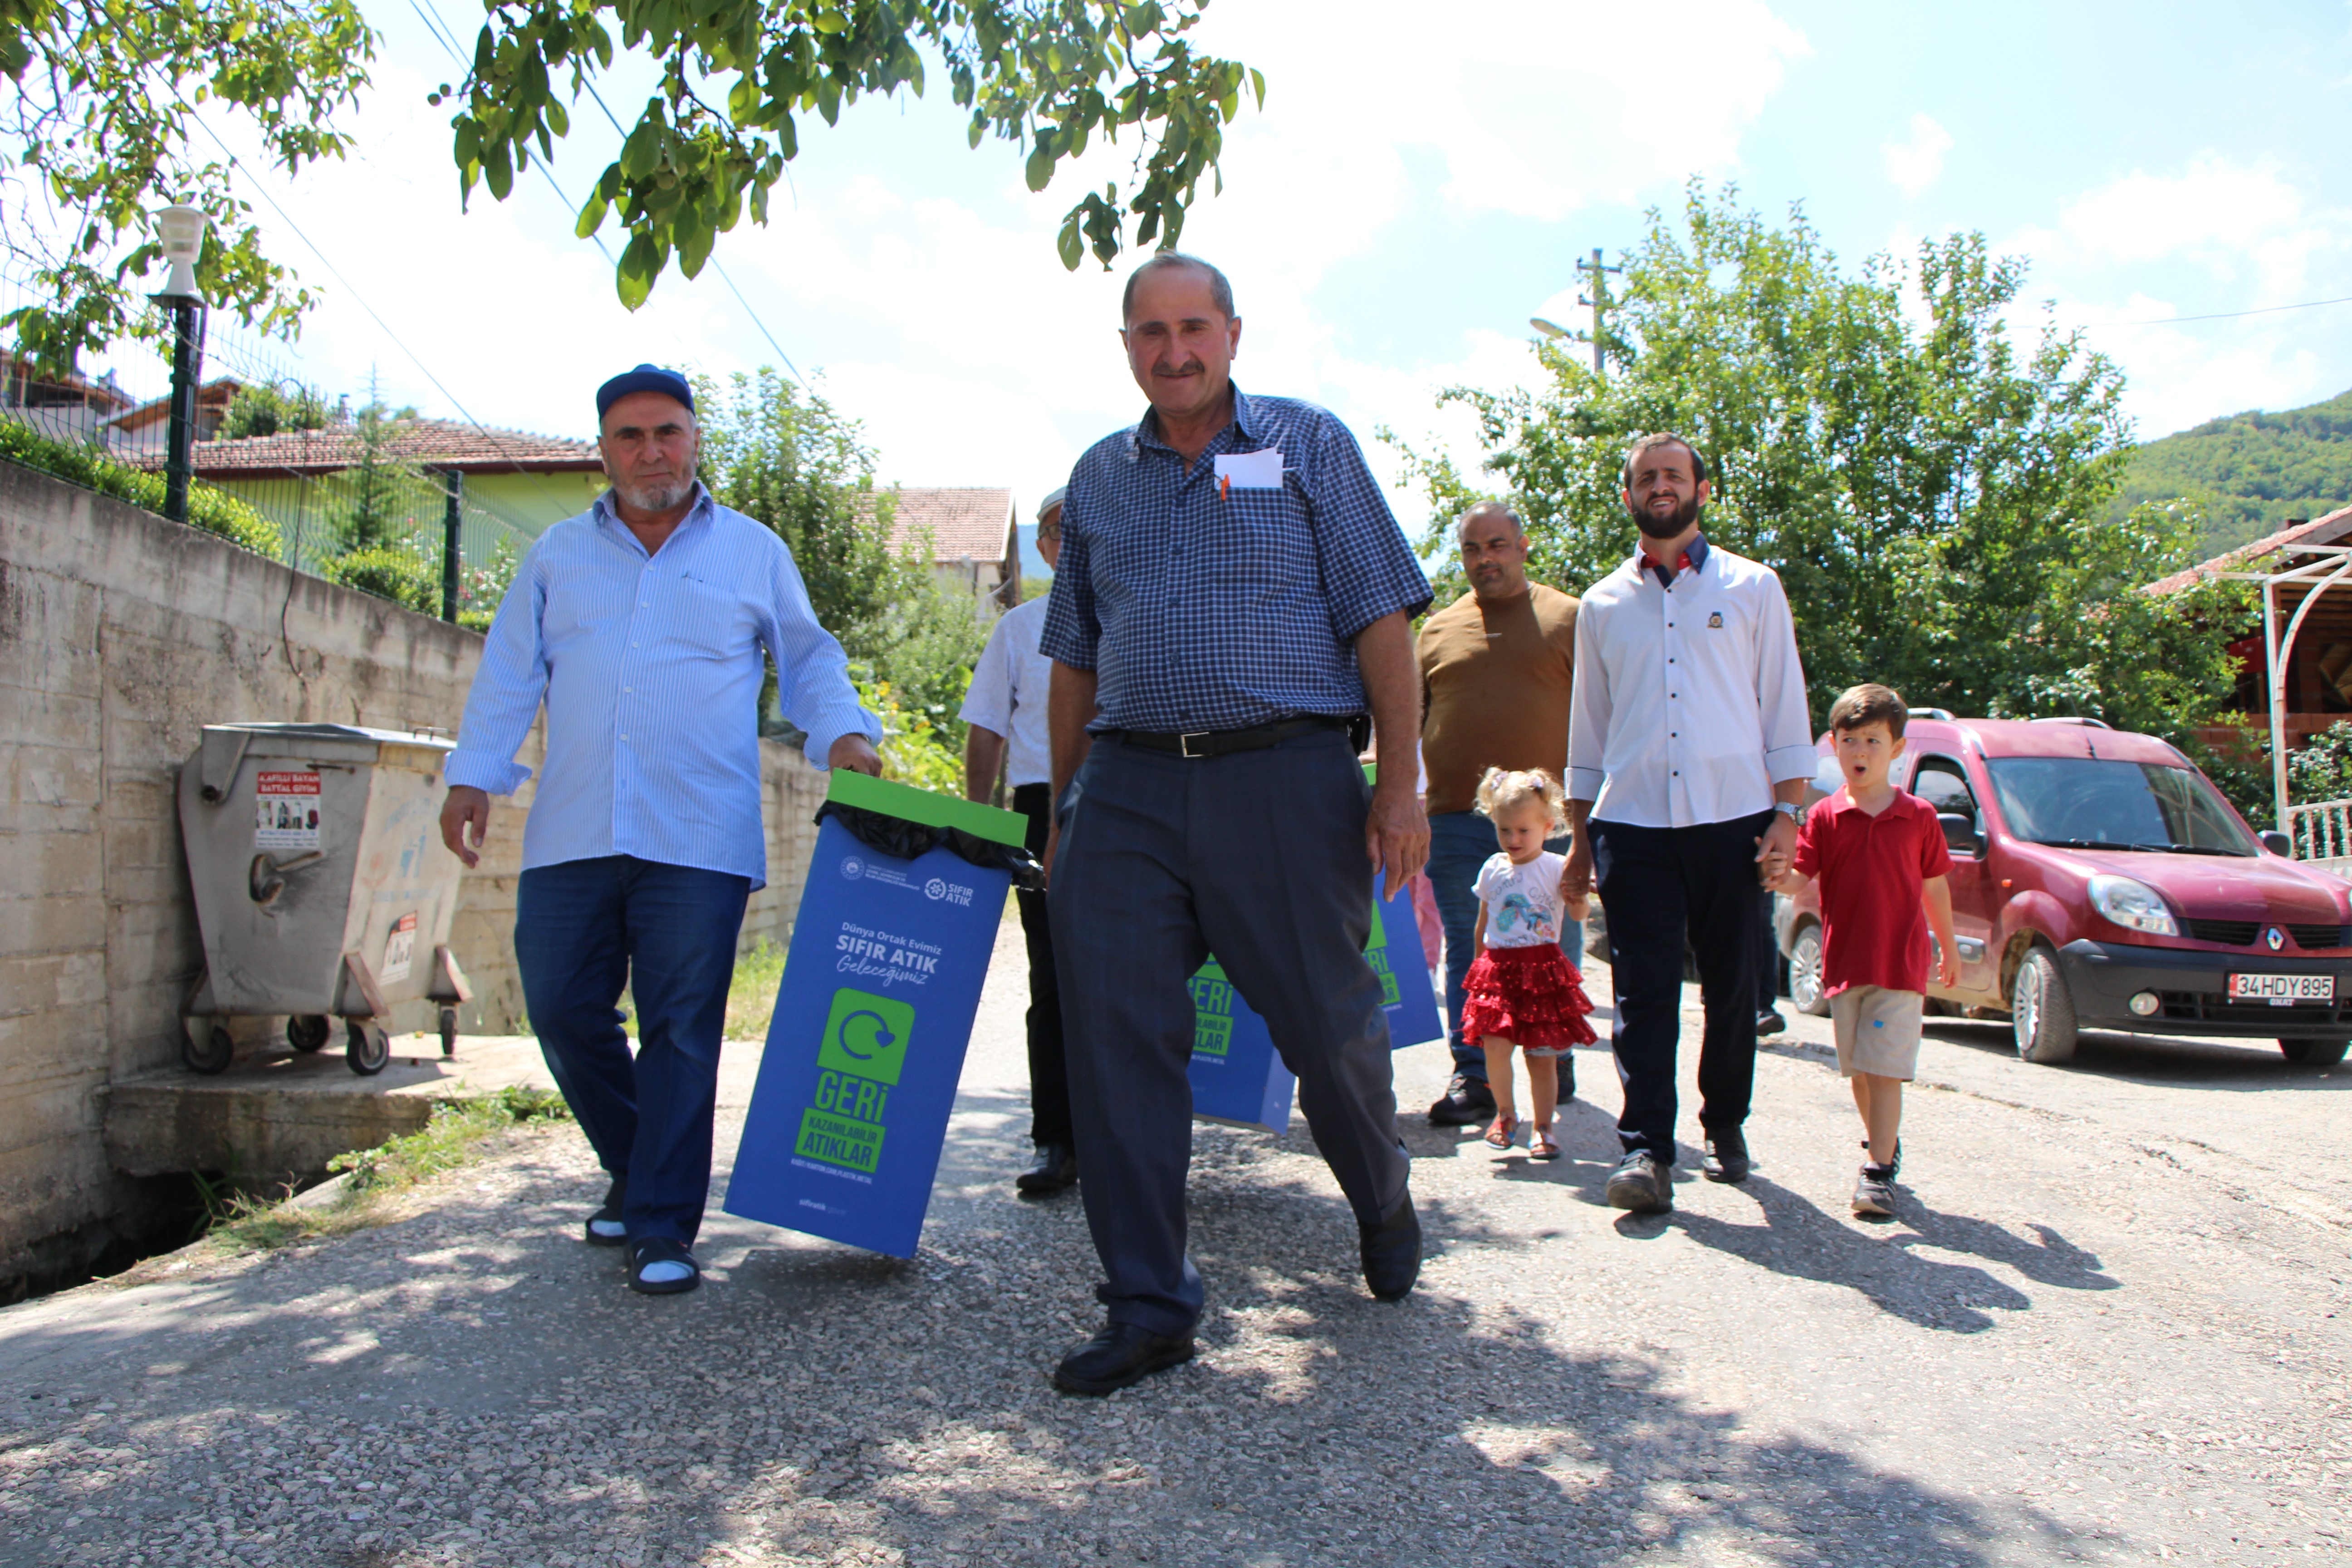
[1417, 500, 1583, 1126]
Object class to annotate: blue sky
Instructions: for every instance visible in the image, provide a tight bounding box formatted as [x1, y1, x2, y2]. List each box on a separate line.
[105, 0, 2352, 538]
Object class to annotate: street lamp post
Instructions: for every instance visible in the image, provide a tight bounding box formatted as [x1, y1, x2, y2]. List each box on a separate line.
[152, 205, 211, 525]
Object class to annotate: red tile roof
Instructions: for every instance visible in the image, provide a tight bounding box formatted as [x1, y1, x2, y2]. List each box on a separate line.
[2147, 503, 2352, 594]
[885, 486, 1016, 563]
[136, 416, 603, 476]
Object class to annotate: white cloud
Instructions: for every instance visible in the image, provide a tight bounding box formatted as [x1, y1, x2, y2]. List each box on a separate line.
[1192, 0, 1811, 225]
[1882, 113, 1953, 200]
[2002, 154, 2352, 436]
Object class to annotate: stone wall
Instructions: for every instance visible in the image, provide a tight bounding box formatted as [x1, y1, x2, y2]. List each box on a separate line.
[0, 461, 823, 1282]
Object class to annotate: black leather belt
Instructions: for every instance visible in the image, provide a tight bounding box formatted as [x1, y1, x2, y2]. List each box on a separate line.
[1110, 714, 1352, 758]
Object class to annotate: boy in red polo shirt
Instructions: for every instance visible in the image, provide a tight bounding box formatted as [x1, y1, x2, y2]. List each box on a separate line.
[1772, 684, 1958, 1218]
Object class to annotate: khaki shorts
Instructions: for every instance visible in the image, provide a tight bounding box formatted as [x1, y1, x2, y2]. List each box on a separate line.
[1829, 985, 1925, 1080]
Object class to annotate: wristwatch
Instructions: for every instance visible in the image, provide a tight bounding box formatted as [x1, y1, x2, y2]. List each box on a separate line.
[1772, 801, 1804, 825]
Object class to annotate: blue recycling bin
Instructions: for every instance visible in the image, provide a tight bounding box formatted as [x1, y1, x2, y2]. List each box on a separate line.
[724, 770, 1032, 1258]
[1187, 873, 1446, 1132]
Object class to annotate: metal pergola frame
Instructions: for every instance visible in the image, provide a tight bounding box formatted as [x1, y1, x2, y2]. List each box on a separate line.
[2209, 543, 2352, 833]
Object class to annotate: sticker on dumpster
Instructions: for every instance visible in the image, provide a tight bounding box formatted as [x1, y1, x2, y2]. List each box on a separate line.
[382, 912, 416, 985]
[792, 988, 915, 1176]
[254, 770, 322, 851]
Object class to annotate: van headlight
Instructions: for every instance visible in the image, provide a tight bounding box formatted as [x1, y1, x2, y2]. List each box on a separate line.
[2088, 874, 2178, 936]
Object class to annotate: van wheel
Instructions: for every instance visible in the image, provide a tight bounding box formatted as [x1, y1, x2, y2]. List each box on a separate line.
[2012, 948, 2078, 1064]
[1788, 924, 1830, 1018]
[2280, 1038, 2349, 1065]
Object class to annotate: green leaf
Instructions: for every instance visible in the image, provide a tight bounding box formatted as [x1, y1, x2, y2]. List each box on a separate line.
[484, 142, 513, 201]
[573, 192, 608, 239]
[615, 230, 661, 310]
[1056, 210, 1082, 271]
[1024, 138, 1055, 193]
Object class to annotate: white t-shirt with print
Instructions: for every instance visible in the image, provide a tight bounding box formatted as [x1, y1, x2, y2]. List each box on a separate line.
[1475, 851, 1569, 950]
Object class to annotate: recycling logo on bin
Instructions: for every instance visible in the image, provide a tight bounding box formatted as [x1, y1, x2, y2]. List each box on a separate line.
[794, 989, 913, 1176]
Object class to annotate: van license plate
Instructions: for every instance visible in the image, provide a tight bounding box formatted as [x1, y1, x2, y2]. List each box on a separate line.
[2228, 972, 2334, 1005]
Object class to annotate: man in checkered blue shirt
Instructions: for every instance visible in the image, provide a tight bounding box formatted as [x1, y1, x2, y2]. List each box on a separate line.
[1038, 254, 1434, 1395]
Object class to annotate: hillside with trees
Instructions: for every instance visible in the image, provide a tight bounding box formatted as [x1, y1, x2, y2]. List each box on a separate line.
[2112, 387, 2352, 554]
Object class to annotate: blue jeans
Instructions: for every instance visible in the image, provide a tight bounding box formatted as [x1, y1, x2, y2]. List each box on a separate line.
[515, 855, 751, 1245]
[1426, 811, 1586, 1085]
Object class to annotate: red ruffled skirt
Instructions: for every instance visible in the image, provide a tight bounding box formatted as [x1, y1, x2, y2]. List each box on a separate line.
[1460, 943, 1597, 1050]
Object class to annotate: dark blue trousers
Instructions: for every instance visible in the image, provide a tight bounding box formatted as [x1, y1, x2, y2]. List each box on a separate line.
[515, 855, 750, 1245]
[1589, 813, 1771, 1162]
[1049, 730, 1410, 1338]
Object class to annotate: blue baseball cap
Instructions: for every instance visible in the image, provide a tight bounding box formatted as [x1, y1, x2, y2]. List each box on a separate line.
[596, 363, 694, 421]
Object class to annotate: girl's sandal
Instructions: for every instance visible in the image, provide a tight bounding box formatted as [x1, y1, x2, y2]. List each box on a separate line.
[1483, 1113, 1518, 1151]
[1529, 1127, 1562, 1162]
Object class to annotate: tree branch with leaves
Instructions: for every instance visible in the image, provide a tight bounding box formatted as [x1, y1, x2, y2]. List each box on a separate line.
[432, 0, 1264, 307]
[0, 0, 374, 366]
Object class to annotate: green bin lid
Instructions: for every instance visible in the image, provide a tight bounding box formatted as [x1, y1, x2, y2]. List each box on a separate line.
[824, 768, 1029, 850]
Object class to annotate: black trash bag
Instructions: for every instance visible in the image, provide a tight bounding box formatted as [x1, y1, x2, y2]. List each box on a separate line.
[814, 801, 1045, 892]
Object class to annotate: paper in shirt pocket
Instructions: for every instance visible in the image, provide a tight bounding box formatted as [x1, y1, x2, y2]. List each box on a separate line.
[1213, 449, 1284, 489]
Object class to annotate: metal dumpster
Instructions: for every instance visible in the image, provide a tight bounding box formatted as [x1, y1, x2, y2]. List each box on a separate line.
[176, 722, 473, 1075]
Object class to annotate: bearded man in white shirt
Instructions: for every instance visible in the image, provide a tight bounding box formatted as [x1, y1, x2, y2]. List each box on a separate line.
[1560, 432, 1814, 1214]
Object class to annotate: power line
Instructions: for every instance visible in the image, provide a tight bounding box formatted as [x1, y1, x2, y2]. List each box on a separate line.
[573, 76, 808, 384]
[413, 2, 807, 385]
[2089, 294, 2352, 329]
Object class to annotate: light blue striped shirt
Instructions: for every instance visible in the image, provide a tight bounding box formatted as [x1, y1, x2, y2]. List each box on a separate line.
[446, 485, 877, 888]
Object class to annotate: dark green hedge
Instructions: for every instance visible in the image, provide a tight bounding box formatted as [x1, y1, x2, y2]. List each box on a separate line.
[0, 418, 284, 558]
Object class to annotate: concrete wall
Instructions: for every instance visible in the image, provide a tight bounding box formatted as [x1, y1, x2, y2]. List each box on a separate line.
[0, 460, 823, 1282]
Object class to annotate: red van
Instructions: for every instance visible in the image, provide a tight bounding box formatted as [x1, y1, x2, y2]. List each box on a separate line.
[1775, 714, 2352, 1066]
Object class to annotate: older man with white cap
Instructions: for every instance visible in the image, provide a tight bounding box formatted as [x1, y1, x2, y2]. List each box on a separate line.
[441, 363, 882, 1296]
[960, 486, 1076, 1193]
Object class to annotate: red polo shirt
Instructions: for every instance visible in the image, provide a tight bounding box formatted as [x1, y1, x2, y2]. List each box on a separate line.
[1791, 787, 1953, 996]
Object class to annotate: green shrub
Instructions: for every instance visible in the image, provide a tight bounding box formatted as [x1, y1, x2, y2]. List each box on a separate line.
[218, 381, 330, 441]
[324, 544, 439, 612]
[0, 417, 282, 557]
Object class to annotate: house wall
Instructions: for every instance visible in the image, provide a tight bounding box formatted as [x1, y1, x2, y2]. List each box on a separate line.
[0, 460, 821, 1282]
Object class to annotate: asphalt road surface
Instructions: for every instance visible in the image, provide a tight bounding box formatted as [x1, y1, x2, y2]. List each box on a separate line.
[0, 914, 2344, 1568]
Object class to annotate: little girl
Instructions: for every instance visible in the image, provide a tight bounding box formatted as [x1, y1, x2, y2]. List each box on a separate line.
[1460, 767, 1596, 1160]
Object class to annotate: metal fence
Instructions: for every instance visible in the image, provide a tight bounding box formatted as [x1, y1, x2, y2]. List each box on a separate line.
[2288, 798, 2352, 879]
[0, 273, 558, 616]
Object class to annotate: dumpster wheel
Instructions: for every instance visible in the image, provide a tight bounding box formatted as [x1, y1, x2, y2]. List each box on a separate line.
[181, 1018, 234, 1075]
[345, 1019, 391, 1076]
[287, 1014, 332, 1053]
[438, 1007, 459, 1058]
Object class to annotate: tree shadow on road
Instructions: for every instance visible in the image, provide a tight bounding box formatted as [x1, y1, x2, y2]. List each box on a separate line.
[0, 1087, 2098, 1568]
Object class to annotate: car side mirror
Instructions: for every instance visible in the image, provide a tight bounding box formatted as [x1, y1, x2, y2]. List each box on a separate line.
[2260, 829, 2291, 857]
[1938, 812, 1982, 856]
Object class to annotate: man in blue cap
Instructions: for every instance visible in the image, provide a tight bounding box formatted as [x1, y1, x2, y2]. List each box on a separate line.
[441, 364, 883, 1296]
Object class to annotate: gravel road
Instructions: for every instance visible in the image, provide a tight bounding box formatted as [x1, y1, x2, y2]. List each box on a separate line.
[1, 913, 2345, 1568]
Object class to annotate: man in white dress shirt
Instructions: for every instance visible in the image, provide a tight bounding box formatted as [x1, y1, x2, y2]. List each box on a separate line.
[961, 487, 1075, 1195]
[1561, 432, 1814, 1214]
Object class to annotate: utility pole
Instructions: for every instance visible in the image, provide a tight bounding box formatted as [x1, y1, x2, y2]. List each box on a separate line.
[1575, 247, 1621, 378]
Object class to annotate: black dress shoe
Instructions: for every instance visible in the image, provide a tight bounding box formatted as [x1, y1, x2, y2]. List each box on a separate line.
[1015, 1142, 1078, 1195]
[1052, 1323, 1196, 1396]
[1702, 1127, 1751, 1183]
[1605, 1149, 1672, 1213]
[1427, 1073, 1496, 1127]
[1359, 1192, 1421, 1300]
[1756, 1009, 1788, 1038]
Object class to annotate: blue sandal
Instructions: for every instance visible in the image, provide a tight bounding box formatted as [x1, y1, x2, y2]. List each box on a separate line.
[627, 1236, 701, 1295]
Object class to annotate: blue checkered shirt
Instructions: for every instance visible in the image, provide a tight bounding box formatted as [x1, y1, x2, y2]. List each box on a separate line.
[1041, 387, 1432, 733]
